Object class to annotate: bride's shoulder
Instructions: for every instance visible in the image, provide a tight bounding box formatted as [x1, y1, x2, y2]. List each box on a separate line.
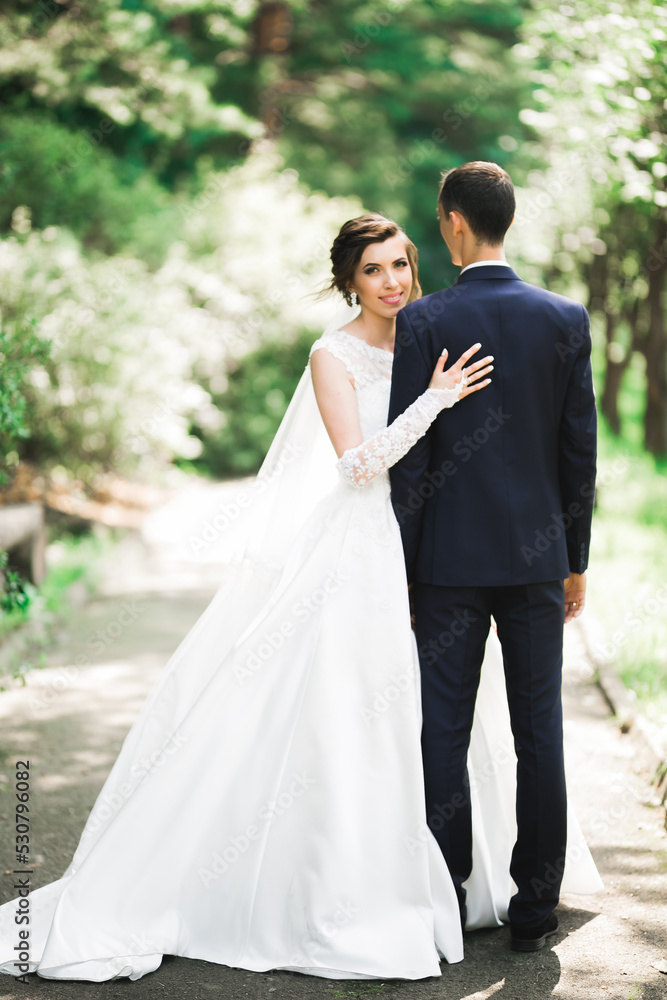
[309, 329, 354, 365]
[309, 330, 369, 392]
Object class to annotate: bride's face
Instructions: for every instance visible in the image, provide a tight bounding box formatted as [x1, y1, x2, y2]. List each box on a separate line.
[350, 235, 413, 319]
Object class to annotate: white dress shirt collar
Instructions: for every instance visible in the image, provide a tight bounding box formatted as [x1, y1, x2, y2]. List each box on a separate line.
[460, 259, 512, 275]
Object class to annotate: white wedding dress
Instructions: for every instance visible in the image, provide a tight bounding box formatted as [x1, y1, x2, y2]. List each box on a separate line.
[0, 327, 601, 983]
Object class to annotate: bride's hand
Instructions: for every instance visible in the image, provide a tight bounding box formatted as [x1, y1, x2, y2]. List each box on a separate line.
[428, 343, 494, 398]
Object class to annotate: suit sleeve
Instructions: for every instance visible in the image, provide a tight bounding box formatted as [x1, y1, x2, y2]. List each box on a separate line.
[388, 308, 435, 581]
[558, 305, 597, 574]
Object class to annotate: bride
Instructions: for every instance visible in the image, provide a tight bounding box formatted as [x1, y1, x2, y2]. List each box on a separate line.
[0, 214, 601, 983]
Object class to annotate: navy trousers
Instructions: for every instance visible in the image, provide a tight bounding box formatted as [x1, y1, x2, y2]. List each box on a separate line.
[414, 580, 567, 929]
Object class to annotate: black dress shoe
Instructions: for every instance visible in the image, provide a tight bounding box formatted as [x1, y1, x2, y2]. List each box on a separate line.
[510, 913, 559, 952]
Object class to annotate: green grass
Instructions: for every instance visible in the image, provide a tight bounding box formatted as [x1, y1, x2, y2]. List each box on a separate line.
[0, 530, 113, 682]
[38, 532, 108, 616]
[0, 602, 32, 639]
[587, 351, 667, 733]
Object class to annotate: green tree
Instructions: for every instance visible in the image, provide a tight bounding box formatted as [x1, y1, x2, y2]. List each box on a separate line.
[0, 153, 359, 482]
[0, 0, 263, 256]
[0, 0, 553, 482]
[189, 329, 313, 477]
[522, 0, 667, 456]
[0, 0, 261, 180]
[1, 1, 535, 284]
[257, 0, 536, 290]
[0, 114, 179, 262]
[0, 317, 50, 484]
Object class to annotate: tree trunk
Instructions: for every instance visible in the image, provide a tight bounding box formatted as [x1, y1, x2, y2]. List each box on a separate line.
[600, 311, 633, 436]
[643, 217, 667, 457]
[252, 3, 293, 145]
[254, 2, 292, 55]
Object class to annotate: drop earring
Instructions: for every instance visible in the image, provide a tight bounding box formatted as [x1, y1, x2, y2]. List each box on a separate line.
[351, 291, 358, 306]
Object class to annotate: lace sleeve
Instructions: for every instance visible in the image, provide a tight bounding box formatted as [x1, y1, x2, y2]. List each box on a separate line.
[337, 382, 464, 488]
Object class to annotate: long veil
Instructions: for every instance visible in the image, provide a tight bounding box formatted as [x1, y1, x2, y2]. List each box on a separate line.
[202, 299, 360, 572]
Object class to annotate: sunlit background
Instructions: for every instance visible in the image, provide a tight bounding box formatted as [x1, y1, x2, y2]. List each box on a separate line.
[0, 0, 665, 735]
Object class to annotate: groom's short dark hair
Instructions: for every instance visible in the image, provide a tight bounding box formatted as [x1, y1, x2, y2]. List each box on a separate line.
[438, 161, 515, 245]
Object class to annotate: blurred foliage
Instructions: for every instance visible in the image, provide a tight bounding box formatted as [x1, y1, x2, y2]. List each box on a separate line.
[0, 226, 209, 481]
[0, 0, 536, 284]
[0, 0, 262, 259]
[0, 314, 50, 484]
[0, 0, 664, 475]
[0, 114, 181, 263]
[0, 154, 357, 481]
[586, 315, 667, 725]
[518, 0, 667, 456]
[177, 151, 360, 360]
[270, 0, 537, 289]
[0, 550, 31, 614]
[588, 425, 667, 730]
[0, 0, 540, 481]
[0, 531, 113, 678]
[513, 0, 667, 720]
[0, 0, 261, 177]
[188, 328, 312, 477]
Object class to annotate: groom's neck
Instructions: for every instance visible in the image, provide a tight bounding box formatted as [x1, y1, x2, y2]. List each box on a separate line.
[458, 243, 507, 270]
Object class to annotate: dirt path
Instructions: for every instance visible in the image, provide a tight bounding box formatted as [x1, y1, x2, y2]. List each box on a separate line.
[0, 483, 665, 1000]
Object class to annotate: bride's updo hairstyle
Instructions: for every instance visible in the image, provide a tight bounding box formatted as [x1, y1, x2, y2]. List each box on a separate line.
[327, 213, 422, 306]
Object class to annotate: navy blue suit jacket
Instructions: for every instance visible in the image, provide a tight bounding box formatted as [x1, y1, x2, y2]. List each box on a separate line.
[388, 265, 597, 587]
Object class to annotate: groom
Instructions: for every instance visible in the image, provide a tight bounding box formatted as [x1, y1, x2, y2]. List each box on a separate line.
[389, 162, 597, 951]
